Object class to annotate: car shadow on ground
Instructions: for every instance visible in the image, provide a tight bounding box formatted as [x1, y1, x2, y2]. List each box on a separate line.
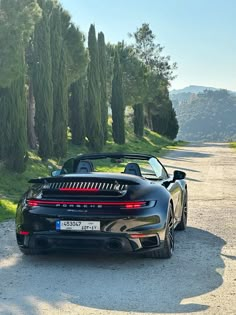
[185, 177, 202, 182]
[185, 142, 229, 148]
[163, 164, 200, 173]
[164, 150, 213, 161]
[0, 227, 226, 314]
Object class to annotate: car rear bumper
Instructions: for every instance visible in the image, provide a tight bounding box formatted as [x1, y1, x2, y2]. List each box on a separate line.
[17, 231, 163, 254]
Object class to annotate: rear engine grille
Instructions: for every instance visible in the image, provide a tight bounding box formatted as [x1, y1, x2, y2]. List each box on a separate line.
[43, 181, 127, 192]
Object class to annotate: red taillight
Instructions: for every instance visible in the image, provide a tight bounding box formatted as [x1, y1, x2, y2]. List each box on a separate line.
[27, 199, 147, 209]
[27, 200, 40, 207]
[125, 203, 144, 209]
[19, 231, 30, 235]
[130, 234, 147, 238]
[59, 188, 99, 192]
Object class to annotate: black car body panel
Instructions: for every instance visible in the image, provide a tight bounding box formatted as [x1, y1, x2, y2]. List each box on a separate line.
[16, 153, 187, 257]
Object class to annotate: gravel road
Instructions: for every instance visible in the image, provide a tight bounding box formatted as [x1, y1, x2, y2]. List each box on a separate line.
[0, 143, 236, 315]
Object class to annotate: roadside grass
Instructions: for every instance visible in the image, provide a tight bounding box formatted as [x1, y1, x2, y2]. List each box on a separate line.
[230, 142, 236, 149]
[0, 200, 16, 221]
[0, 127, 184, 222]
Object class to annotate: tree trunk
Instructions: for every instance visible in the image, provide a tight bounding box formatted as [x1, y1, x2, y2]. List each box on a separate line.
[146, 103, 153, 130]
[27, 80, 37, 149]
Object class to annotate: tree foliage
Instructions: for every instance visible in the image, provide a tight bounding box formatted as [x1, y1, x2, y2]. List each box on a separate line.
[33, 0, 53, 159]
[0, 7, 180, 173]
[69, 79, 86, 145]
[111, 50, 125, 144]
[87, 24, 104, 151]
[117, 42, 146, 106]
[172, 89, 236, 141]
[0, 0, 41, 171]
[98, 32, 108, 143]
[50, 5, 68, 157]
[64, 23, 87, 85]
[0, 0, 41, 88]
[129, 23, 177, 80]
[133, 103, 144, 138]
[129, 23, 178, 139]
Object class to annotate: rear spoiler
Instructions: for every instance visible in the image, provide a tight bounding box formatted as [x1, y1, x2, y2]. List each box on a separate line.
[28, 176, 140, 186]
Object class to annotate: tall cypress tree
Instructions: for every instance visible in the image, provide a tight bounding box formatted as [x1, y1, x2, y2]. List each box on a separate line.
[5, 77, 27, 171]
[0, 88, 8, 160]
[50, 6, 68, 157]
[133, 103, 144, 138]
[165, 108, 179, 140]
[111, 50, 125, 144]
[0, 76, 27, 172]
[26, 40, 37, 150]
[87, 24, 104, 151]
[33, 0, 53, 159]
[69, 79, 86, 145]
[0, 0, 41, 172]
[98, 32, 108, 144]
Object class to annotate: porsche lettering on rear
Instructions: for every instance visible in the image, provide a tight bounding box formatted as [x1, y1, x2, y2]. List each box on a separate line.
[56, 204, 103, 209]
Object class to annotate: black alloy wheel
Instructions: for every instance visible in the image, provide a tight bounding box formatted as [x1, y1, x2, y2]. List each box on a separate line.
[146, 204, 174, 259]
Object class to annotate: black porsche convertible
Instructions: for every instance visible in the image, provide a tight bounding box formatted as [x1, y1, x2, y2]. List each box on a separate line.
[16, 153, 188, 258]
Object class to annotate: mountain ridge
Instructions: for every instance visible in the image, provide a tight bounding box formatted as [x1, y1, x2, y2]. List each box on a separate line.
[170, 85, 235, 95]
[170, 88, 236, 141]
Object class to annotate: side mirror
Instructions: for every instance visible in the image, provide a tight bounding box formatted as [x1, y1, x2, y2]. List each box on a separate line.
[173, 170, 186, 181]
[51, 170, 61, 177]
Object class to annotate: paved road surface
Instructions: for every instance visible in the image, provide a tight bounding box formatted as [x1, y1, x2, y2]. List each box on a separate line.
[0, 143, 236, 315]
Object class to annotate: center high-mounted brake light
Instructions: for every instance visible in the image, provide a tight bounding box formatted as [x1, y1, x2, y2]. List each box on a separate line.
[27, 199, 147, 209]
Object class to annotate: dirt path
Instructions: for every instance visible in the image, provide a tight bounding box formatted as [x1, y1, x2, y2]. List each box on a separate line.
[0, 143, 236, 315]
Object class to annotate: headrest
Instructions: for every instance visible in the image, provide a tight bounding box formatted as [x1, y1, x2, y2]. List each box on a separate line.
[124, 162, 142, 177]
[76, 160, 94, 173]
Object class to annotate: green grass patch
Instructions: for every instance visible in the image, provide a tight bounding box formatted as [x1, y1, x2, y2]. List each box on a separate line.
[0, 126, 184, 222]
[0, 200, 17, 221]
[230, 142, 236, 149]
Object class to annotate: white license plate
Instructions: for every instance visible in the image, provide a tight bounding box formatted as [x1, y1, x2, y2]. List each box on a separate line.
[56, 220, 100, 231]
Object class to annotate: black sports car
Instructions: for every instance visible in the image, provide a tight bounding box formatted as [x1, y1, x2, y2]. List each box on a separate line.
[16, 153, 187, 258]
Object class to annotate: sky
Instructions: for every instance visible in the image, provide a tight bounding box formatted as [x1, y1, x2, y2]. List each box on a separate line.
[60, 0, 236, 91]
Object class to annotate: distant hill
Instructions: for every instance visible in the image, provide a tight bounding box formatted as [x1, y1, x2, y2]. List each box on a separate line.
[170, 89, 236, 141]
[170, 85, 218, 95]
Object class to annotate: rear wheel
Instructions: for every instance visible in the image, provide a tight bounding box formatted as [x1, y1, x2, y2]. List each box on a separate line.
[146, 205, 174, 259]
[176, 192, 188, 231]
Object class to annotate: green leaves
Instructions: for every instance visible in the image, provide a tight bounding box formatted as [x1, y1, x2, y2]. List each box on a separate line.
[33, 0, 53, 159]
[111, 50, 125, 144]
[65, 24, 87, 85]
[86, 24, 104, 151]
[0, 0, 41, 172]
[98, 32, 108, 143]
[69, 79, 86, 145]
[0, 0, 41, 88]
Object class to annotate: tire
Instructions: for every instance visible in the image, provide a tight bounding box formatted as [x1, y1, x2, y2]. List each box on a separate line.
[176, 192, 188, 231]
[19, 247, 47, 255]
[146, 205, 174, 259]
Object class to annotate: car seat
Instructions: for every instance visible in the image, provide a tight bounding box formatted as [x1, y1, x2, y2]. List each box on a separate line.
[76, 160, 94, 173]
[124, 162, 142, 176]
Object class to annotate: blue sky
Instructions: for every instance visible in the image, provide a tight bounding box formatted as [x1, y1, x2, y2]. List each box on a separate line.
[60, 0, 236, 91]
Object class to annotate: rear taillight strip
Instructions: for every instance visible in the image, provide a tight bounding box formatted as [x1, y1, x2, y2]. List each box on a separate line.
[27, 199, 146, 209]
